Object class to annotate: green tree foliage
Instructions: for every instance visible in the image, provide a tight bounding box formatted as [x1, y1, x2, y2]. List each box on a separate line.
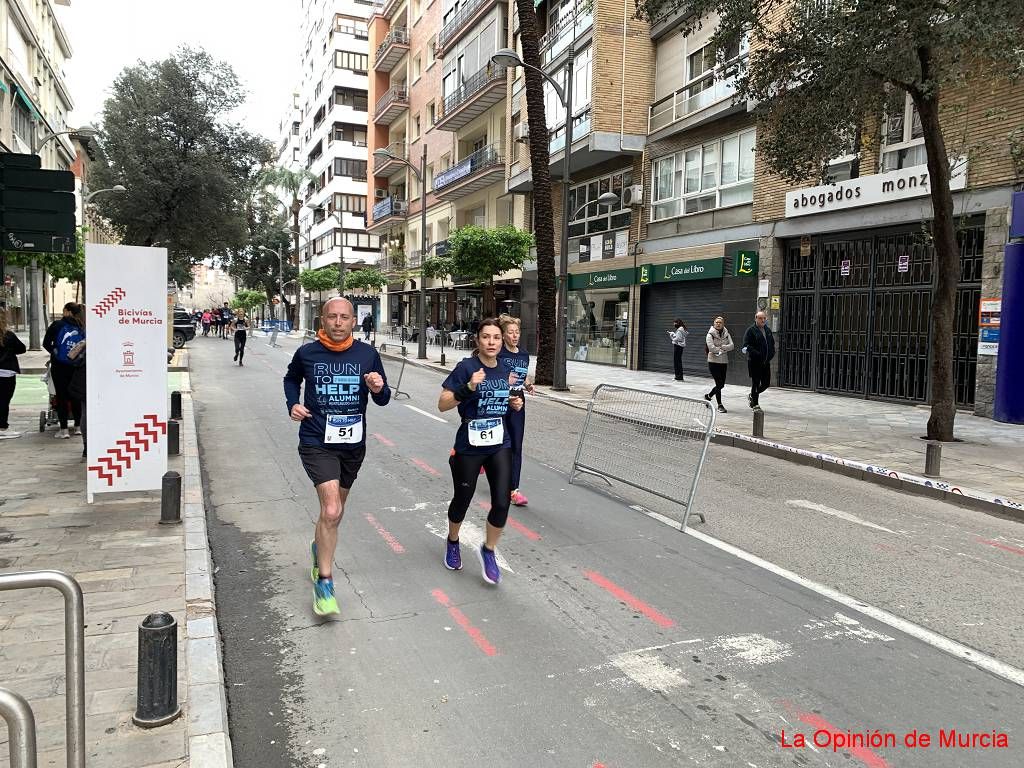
[344, 267, 389, 292]
[89, 46, 274, 284]
[446, 225, 533, 285]
[632, 0, 1024, 439]
[299, 266, 341, 296]
[231, 289, 266, 313]
[225, 194, 297, 311]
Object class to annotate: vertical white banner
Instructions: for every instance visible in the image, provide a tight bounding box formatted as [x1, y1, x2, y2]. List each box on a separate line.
[85, 244, 168, 501]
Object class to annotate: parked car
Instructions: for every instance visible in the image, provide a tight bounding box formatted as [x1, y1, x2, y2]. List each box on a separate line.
[172, 306, 196, 349]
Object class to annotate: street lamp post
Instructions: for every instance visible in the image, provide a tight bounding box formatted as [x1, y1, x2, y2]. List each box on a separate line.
[257, 245, 285, 337]
[284, 229, 313, 332]
[24, 123, 99, 350]
[83, 184, 127, 204]
[373, 143, 429, 360]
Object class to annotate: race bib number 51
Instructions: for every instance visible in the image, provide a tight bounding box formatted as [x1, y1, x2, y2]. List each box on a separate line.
[325, 414, 363, 444]
[468, 418, 503, 447]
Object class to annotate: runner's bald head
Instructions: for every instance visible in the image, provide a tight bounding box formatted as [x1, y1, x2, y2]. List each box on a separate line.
[322, 297, 354, 317]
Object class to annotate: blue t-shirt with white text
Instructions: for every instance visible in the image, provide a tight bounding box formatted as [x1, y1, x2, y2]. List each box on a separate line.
[442, 356, 512, 455]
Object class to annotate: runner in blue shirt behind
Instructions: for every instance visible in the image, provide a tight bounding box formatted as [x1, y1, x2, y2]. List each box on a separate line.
[498, 314, 533, 507]
[438, 318, 524, 585]
[284, 297, 391, 616]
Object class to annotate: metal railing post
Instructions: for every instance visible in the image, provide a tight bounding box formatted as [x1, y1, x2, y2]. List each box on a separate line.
[0, 688, 38, 768]
[0, 571, 85, 768]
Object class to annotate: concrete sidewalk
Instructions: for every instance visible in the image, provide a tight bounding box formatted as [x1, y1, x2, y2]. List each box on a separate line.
[0, 372, 230, 767]
[376, 335, 1024, 511]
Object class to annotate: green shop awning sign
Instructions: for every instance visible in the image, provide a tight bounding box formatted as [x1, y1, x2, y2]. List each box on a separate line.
[639, 257, 723, 284]
[568, 267, 635, 291]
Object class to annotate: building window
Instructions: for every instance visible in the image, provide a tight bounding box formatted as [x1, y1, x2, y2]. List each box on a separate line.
[567, 169, 633, 238]
[427, 36, 437, 67]
[339, 230, 381, 250]
[12, 98, 32, 145]
[650, 128, 756, 221]
[333, 193, 367, 214]
[332, 122, 367, 146]
[413, 56, 422, 82]
[333, 158, 368, 181]
[293, 148, 300, 162]
[335, 87, 369, 111]
[291, 121, 300, 136]
[427, 101, 436, 126]
[426, 163, 435, 190]
[335, 51, 369, 73]
[881, 92, 926, 172]
[412, 114, 421, 141]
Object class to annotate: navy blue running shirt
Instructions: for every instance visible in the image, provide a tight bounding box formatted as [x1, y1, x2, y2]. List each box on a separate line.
[284, 339, 391, 450]
[498, 346, 529, 392]
[442, 356, 512, 455]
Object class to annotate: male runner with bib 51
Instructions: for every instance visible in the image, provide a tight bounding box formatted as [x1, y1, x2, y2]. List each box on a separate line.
[284, 298, 391, 615]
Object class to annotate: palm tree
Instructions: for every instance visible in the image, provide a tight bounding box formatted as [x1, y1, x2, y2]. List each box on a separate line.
[513, 0, 557, 386]
[261, 165, 316, 266]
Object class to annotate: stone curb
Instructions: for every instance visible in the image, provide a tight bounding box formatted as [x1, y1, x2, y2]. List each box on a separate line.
[180, 392, 234, 768]
[377, 350, 1024, 520]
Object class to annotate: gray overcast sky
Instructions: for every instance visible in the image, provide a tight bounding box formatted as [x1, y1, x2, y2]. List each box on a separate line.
[56, 0, 300, 141]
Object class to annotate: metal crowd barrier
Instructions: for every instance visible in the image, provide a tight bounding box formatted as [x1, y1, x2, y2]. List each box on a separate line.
[570, 384, 716, 531]
[0, 571, 86, 768]
[378, 348, 410, 400]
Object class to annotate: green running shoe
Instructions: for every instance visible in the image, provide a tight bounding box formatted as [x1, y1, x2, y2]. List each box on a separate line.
[313, 578, 339, 616]
[310, 540, 319, 583]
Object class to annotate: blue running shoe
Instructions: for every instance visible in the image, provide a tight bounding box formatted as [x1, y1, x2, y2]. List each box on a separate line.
[477, 545, 500, 585]
[313, 578, 339, 616]
[444, 538, 462, 570]
[310, 540, 319, 583]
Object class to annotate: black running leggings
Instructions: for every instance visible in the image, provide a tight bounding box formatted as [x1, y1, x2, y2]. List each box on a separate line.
[234, 331, 247, 361]
[447, 447, 513, 528]
[707, 362, 727, 405]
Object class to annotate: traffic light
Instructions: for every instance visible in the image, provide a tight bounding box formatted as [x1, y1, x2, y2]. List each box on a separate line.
[0, 152, 76, 255]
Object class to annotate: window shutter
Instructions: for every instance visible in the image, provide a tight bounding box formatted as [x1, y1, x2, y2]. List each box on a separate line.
[654, 30, 685, 102]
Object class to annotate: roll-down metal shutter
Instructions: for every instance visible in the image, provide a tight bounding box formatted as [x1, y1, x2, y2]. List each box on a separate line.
[639, 280, 723, 375]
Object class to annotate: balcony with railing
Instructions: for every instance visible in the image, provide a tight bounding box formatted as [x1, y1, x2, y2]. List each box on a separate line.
[374, 140, 408, 176]
[374, 27, 410, 72]
[435, 65, 507, 132]
[548, 108, 591, 155]
[369, 196, 409, 232]
[539, 9, 593, 66]
[437, 0, 506, 55]
[433, 143, 504, 200]
[648, 56, 747, 137]
[374, 85, 410, 124]
[378, 0, 404, 21]
[379, 251, 407, 273]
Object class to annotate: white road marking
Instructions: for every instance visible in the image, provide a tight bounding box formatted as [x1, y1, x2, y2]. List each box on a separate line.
[786, 499, 897, 534]
[802, 613, 895, 643]
[677, 525, 1024, 689]
[403, 404, 449, 423]
[709, 633, 793, 665]
[609, 650, 689, 692]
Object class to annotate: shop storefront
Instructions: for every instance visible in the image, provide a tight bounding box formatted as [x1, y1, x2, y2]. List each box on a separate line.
[567, 267, 633, 367]
[1, 263, 28, 330]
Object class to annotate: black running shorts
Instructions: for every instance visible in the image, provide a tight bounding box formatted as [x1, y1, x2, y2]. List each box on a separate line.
[298, 444, 366, 489]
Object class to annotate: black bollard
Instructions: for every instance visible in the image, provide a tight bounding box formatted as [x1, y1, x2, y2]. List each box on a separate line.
[160, 472, 181, 525]
[752, 409, 765, 438]
[133, 612, 180, 728]
[167, 420, 180, 456]
[170, 390, 182, 420]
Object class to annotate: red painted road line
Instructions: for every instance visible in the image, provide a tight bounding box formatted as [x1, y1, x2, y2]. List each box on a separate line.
[593, 763, 608, 768]
[507, 517, 542, 541]
[431, 588, 498, 656]
[363, 513, 405, 554]
[411, 458, 441, 477]
[372, 432, 396, 447]
[976, 538, 1024, 556]
[475, 501, 542, 540]
[583, 570, 676, 629]
[795, 711, 890, 768]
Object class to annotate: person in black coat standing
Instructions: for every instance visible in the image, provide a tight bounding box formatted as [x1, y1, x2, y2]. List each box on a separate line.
[742, 310, 775, 411]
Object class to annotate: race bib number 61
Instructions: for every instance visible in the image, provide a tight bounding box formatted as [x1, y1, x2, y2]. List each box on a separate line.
[468, 418, 503, 447]
[325, 414, 363, 444]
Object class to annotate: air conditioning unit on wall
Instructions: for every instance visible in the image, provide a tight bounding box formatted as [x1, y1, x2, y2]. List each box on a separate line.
[622, 184, 644, 207]
[393, 200, 409, 214]
[513, 123, 530, 143]
[374, 188, 388, 199]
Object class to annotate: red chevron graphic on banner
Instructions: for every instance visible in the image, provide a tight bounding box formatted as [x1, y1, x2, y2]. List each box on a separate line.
[92, 287, 127, 317]
[88, 414, 168, 487]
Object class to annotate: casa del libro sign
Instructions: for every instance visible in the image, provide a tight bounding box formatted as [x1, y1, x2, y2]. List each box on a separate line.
[785, 159, 967, 218]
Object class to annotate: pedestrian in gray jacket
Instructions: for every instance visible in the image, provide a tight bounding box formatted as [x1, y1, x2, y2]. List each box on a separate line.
[667, 319, 688, 381]
[703, 316, 734, 413]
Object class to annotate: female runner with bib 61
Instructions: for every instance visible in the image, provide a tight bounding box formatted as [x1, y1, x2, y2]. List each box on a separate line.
[438, 318, 524, 585]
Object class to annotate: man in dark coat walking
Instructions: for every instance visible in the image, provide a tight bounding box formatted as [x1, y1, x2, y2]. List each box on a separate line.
[742, 310, 775, 411]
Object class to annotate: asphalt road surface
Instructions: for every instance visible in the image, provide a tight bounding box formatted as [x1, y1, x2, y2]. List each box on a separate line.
[189, 332, 1023, 768]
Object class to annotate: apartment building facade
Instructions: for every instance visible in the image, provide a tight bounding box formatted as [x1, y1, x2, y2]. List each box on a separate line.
[367, 0, 527, 333]
[505, 3, 1019, 416]
[277, 0, 382, 331]
[1, 0, 77, 328]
